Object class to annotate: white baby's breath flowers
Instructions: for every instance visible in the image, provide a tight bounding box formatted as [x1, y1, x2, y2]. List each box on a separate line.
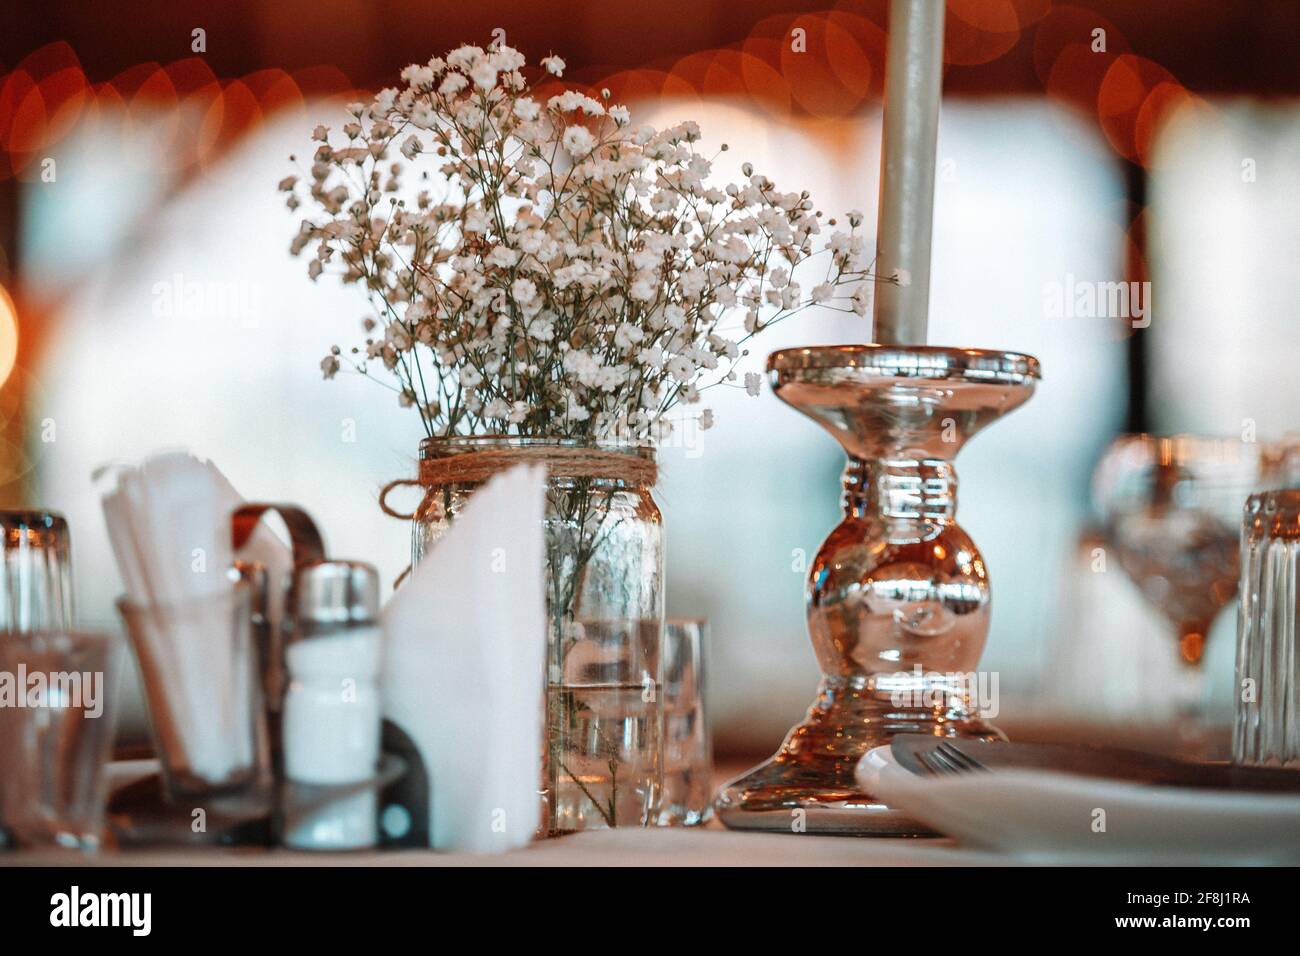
[560, 125, 595, 157]
[283, 44, 889, 443]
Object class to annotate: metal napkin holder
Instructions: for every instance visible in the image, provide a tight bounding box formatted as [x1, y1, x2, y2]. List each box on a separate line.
[230, 502, 327, 779]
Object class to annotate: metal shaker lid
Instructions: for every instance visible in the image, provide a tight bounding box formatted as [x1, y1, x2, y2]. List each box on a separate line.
[288, 560, 380, 632]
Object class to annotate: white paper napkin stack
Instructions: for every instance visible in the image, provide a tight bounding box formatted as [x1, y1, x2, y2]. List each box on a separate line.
[100, 451, 288, 786]
[382, 463, 547, 853]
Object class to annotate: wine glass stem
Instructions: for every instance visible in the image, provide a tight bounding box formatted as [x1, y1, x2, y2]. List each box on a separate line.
[1174, 622, 1209, 756]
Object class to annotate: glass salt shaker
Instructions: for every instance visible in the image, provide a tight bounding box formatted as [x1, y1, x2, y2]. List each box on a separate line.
[281, 560, 383, 850]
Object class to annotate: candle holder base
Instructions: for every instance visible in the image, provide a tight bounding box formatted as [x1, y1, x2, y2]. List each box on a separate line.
[715, 345, 1039, 836]
[715, 676, 1003, 835]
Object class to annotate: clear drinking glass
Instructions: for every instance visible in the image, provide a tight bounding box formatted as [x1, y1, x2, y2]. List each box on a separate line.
[0, 630, 120, 849]
[1093, 435, 1295, 747]
[658, 618, 713, 826]
[549, 619, 662, 830]
[2, 510, 74, 633]
[1234, 490, 1300, 768]
[117, 582, 269, 799]
[412, 436, 664, 833]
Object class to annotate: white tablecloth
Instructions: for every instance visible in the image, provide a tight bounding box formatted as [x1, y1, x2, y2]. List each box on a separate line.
[10, 826, 1008, 867]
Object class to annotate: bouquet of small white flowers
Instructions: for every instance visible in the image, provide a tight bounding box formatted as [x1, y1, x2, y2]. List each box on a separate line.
[282, 43, 887, 444]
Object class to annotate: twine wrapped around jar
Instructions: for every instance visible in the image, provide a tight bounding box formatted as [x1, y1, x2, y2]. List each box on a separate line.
[378, 444, 659, 521]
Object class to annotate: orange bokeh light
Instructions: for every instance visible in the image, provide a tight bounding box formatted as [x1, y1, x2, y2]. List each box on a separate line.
[0, 284, 18, 389]
[748, 11, 879, 118]
[944, 0, 1024, 66]
[1134, 81, 1215, 169]
[598, 68, 675, 107]
[736, 36, 795, 116]
[1034, 4, 1130, 106]
[1098, 54, 1179, 163]
[0, 16, 1215, 190]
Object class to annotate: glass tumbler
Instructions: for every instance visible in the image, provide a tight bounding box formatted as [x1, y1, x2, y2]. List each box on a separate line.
[2, 510, 74, 633]
[0, 630, 120, 849]
[1234, 489, 1300, 768]
[118, 582, 269, 799]
[658, 618, 713, 826]
[548, 618, 662, 830]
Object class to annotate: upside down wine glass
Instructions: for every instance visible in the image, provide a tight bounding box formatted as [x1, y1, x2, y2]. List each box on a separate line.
[716, 344, 1039, 834]
[1092, 434, 1296, 751]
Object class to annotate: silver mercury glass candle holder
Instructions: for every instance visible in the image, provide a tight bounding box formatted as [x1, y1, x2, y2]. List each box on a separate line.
[715, 344, 1040, 834]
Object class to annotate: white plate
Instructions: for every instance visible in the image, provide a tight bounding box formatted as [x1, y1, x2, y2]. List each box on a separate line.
[856, 745, 1300, 864]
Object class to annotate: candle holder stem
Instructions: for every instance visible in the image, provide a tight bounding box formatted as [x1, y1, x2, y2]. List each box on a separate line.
[715, 344, 1040, 835]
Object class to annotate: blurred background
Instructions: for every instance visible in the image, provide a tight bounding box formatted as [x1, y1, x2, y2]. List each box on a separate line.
[2, 0, 1298, 754]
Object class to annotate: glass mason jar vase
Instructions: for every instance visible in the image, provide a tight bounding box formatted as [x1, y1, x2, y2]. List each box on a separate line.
[411, 436, 665, 833]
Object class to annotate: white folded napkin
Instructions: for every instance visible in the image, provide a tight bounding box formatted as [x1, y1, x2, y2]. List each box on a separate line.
[100, 451, 289, 786]
[381, 463, 547, 853]
[102, 452, 243, 607]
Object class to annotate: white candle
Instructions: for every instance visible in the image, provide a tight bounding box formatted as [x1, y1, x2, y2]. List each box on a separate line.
[873, 0, 945, 346]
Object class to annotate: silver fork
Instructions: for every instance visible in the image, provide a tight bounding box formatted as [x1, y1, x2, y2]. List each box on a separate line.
[917, 740, 989, 776]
